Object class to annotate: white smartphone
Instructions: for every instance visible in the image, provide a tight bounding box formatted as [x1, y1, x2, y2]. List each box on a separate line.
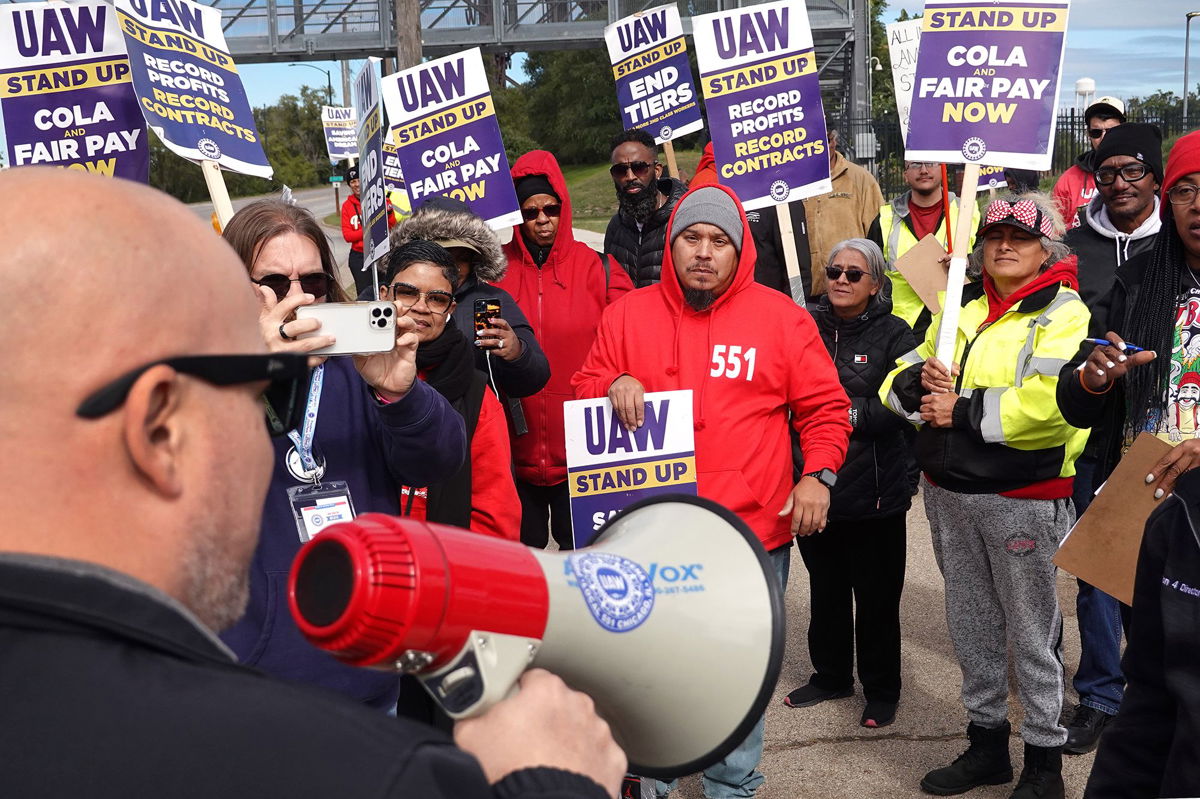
[295, 301, 396, 356]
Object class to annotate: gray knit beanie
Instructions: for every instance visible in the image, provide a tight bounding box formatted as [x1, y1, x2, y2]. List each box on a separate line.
[669, 186, 743, 251]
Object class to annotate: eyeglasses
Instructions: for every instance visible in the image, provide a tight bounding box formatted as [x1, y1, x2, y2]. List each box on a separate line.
[1088, 128, 1110, 140]
[252, 273, 334, 302]
[1095, 163, 1150, 186]
[609, 161, 656, 179]
[76, 354, 311, 437]
[825, 266, 868, 284]
[905, 161, 937, 171]
[520, 204, 561, 221]
[1168, 184, 1200, 206]
[383, 282, 455, 314]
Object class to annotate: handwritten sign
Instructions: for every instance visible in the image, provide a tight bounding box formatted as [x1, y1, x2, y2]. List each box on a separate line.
[905, 0, 1071, 170]
[887, 17, 922, 143]
[115, 0, 270, 177]
[382, 48, 520, 229]
[604, 5, 702, 144]
[564, 390, 697, 548]
[692, 0, 831, 210]
[353, 58, 387, 267]
[321, 104, 356, 161]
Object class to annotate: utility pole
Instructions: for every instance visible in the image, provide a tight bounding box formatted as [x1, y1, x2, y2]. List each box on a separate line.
[394, 0, 421, 70]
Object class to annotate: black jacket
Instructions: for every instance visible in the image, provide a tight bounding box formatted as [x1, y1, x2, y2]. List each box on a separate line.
[746, 201, 813, 297]
[1084, 469, 1200, 798]
[1064, 197, 1160, 309]
[603, 177, 688, 287]
[0, 555, 603, 799]
[808, 290, 916, 520]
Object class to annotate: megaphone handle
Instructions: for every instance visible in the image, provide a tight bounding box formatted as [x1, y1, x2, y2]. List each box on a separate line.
[419, 632, 540, 720]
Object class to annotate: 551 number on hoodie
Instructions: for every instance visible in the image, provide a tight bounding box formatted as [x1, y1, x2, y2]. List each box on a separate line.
[710, 345, 757, 381]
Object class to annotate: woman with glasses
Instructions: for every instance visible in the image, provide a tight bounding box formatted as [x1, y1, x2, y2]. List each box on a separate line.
[379, 239, 520, 540]
[218, 199, 466, 712]
[882, 192, 1090, 799]
[782, 239, 915, 731]
[498, 151, 634, 550]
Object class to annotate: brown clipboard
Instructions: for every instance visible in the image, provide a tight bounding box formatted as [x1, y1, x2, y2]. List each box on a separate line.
[1053, 433, 1174, 606]
[892, 233, 958, 314]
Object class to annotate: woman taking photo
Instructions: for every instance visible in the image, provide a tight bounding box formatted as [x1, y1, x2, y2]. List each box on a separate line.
[783, 239, 915, 730]
[218, 199, 465, 712]
[882, 193, 1090, 799]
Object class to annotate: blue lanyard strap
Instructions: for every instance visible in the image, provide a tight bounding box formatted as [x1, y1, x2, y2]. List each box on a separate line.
[288, 363, 324, 474]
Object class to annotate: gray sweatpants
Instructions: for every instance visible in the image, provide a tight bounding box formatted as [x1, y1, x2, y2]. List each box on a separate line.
[924, 481, 1072, 748]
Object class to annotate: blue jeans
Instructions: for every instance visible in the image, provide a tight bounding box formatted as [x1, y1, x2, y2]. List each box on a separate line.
[1070, 457, 1124, 715]
[656, 546, 791, 799]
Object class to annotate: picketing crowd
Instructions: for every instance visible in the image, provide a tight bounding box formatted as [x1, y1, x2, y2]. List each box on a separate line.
[3, 95, 1200, 799]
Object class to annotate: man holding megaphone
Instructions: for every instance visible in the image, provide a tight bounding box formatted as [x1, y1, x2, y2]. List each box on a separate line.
[573, 184, 853, 798]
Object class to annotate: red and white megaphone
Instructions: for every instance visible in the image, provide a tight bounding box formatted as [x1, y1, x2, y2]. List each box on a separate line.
[288, 494, 784, 778]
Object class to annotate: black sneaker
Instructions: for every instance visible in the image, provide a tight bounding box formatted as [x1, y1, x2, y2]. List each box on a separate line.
[861, 700, 898, 728]
[1063, 704, 1112, 755]
[783, 682, 854, 708]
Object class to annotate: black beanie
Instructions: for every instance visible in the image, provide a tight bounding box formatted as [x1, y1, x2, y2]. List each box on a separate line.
[515, 175, 558, 205]
[1094, 123, 1164, 184]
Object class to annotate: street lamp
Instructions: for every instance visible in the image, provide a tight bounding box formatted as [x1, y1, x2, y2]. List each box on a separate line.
[290, 63, 334, 105]
[1185, 12, 1200, 122]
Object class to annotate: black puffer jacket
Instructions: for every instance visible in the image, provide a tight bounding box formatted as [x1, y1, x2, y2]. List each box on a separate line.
[603, 177, 688, 287]
[807, 289, 916, 521]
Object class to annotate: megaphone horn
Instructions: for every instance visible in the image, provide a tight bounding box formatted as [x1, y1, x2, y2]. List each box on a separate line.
[289, 494, 785, 778]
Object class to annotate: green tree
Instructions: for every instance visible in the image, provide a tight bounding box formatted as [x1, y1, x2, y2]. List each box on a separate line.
[871, 0, 897, 119]
[523, 48, 620, 164]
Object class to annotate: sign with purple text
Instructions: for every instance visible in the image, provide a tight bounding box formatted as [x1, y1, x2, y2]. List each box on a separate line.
[905, 0, 1071, 170]
[0, 0, 147, 179]
[321, 104, 356, 161]
[692, 0, 830, 210]
[382, 47, 520, 230]
[979, 163, 1007, 189]
[604, 5, 702, 144]
[565, 390, 696, 548]
[353, 57, 388, 267]
[382, 135, 411, 219]
[887, 17, 922, 143]
[115, 0, 270, 178]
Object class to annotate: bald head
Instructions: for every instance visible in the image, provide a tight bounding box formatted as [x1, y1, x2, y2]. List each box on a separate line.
[0, 169, 271, 628]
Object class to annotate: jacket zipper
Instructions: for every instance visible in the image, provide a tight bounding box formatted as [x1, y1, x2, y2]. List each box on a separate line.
[537, 265, 546, 482]
[872, 442, 881, 510]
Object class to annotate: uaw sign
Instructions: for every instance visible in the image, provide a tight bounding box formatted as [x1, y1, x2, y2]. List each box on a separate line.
[692, 0, 831, 210]
[353, 58, 388, 267]
[321, 104, 356, 161]
[604, 5, 702, 144]
[905, 0, 1071, 170]
[564, 390, 697, 549]
[115, 0, 270, 177]
[0, 0, 147, 180]
[382, 47, 520, 229]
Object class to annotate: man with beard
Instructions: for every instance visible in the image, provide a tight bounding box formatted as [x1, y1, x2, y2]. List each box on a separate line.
[0, 168, 627, 799]
[604, 128, 688, 287]
[574, 185, 851, 799]
[1058, 122, 1162, 757]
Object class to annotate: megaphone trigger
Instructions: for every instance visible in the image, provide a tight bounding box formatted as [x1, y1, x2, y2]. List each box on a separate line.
[289, 494, 784, 778]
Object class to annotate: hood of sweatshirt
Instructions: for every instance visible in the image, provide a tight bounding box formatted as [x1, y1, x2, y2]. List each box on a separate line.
[390, 203, 507, 283]
[660, 183, 758, 318]
[507, 149, 577, 266]
[1084, 195, 1162, 266]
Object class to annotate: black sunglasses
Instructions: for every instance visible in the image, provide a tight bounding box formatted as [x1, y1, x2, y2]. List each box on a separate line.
[1088, 127, 1110, 140]
[520, 204, 561, 221]
[1094, 163, 1150, 186]
[609, 161, 656, 179]
[252, 272, 334, 302]
[825, 266, 868, 284]
[76, 354, 311, 437]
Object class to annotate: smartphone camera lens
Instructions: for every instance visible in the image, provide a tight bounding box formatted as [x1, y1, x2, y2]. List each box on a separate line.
[382, 306, 393, 317]
[371, 307, 382, 318]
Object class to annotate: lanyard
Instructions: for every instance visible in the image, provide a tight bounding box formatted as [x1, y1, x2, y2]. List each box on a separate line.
[288, 363, 324, 478]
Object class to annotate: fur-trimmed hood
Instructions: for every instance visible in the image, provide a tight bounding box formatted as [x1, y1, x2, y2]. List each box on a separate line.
[389, 205, 507, 283]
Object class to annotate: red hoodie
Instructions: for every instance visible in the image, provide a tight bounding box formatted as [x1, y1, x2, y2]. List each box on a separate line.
[571, 184, 851, 550]
[499, 151, 634, 486]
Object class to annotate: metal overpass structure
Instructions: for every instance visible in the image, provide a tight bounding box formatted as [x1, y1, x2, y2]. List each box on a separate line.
[181, 0, 871, 121]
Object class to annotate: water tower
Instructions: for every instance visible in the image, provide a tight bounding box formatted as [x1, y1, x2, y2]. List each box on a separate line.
[1075, 78, 1097, 112]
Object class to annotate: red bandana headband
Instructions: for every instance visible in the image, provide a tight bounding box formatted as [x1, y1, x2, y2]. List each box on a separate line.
[982, 198, 1055, 239]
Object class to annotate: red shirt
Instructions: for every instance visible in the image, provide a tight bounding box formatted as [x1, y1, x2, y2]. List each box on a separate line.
[908, 198, 944, 243]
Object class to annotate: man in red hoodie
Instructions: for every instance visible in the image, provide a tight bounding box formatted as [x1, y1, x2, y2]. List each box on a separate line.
[573, 184, 851, 799]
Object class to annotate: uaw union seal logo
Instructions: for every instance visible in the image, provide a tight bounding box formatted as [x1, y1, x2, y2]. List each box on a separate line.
[769, 179, 790, 202]
[961, 137, 987, 162]
[658, 124, 672, 141]
[568, 552, 655, 633]
[197, 137, 223, 160]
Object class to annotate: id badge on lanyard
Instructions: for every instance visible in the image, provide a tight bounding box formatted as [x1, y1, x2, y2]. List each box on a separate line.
[283, 364, 357, 541]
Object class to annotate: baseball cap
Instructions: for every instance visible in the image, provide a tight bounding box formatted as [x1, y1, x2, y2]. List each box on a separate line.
[1085, 96, 1126, 122]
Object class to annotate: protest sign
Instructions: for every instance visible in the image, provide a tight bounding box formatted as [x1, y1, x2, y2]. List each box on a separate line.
[321, 104, 356, 161]
[565, 390, 697, 548]
[382, 135, 411, 220]
[886, 17, 922, 143]
[604, 4, 702, 176]
[0, 0, 147, 180]
[979, 163, 1007, 189]
[382, 48, 520, 230]
[353, 57, 388, 270]
[692, 0, 831, 211]
[114, 0, 270, 182]
[905, 0, 1071, 171]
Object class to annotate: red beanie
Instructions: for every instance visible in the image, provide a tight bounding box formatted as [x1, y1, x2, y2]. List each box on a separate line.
[1161, 130, 1200, 217]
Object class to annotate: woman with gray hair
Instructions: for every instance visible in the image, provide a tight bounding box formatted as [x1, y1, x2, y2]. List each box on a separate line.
[881, 192, 1090, 799]
[783, 238, 916, 730]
